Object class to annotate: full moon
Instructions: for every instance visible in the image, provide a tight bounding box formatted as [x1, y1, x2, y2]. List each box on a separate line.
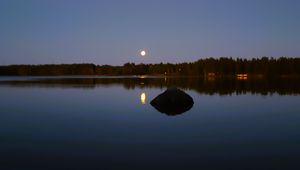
[140, 50, 146, 56]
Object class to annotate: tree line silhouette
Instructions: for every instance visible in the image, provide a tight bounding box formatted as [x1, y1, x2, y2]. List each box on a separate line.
[0, 57, 299, 76]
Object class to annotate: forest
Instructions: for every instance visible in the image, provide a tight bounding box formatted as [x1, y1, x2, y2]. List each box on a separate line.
[0, 57, 299, 77]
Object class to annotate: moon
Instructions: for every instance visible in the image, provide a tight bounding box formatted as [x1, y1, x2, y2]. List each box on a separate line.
[140, 50, 146, 56]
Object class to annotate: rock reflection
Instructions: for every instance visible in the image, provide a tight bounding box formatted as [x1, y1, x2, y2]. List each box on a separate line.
[150, 87, 194, 116]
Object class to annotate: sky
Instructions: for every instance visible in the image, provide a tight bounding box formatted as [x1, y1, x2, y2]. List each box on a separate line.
[0, 0, 300, 65]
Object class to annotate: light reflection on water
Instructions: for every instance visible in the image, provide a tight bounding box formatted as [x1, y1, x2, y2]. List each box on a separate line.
[140, 92, 146, 104]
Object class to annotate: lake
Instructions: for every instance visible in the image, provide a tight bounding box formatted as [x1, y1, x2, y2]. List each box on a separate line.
[0, 76, 300, 169]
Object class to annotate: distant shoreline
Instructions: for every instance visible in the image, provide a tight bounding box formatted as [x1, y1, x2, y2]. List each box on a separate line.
[0, 57, 299, 77]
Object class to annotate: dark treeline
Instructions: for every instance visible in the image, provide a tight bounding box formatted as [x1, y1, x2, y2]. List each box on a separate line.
[0, 57, 300, 76]
[0, 77, 299, 95]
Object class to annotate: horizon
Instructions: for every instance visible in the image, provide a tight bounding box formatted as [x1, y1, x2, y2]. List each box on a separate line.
[1, 0, 300, 65]
[0, 56, 299, 66]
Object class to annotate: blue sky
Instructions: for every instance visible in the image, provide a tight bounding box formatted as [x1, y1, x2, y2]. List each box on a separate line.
[0, 0, 299, 65]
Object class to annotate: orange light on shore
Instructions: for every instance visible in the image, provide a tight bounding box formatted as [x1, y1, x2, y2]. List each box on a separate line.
[236, 74, 248, 80]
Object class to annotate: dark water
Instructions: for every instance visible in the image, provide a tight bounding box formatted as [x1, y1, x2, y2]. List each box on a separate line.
[0, 76, 300, 169]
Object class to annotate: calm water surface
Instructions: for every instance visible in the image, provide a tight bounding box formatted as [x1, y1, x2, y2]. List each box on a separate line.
[0, 76, 300, 169]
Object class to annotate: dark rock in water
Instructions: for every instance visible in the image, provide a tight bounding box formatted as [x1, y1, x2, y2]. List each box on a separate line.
[150, 87, 194, 116]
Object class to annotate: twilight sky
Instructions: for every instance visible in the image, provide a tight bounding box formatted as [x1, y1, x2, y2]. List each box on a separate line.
[0, 0, 299, 65]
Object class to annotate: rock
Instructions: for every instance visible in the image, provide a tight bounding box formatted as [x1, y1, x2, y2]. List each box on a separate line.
[150, 87, 194, 116]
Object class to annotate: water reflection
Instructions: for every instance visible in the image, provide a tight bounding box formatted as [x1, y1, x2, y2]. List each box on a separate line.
[0, 77, 300, 169]
[140, 92, 146, 104]
[0, 76, 299, 95]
